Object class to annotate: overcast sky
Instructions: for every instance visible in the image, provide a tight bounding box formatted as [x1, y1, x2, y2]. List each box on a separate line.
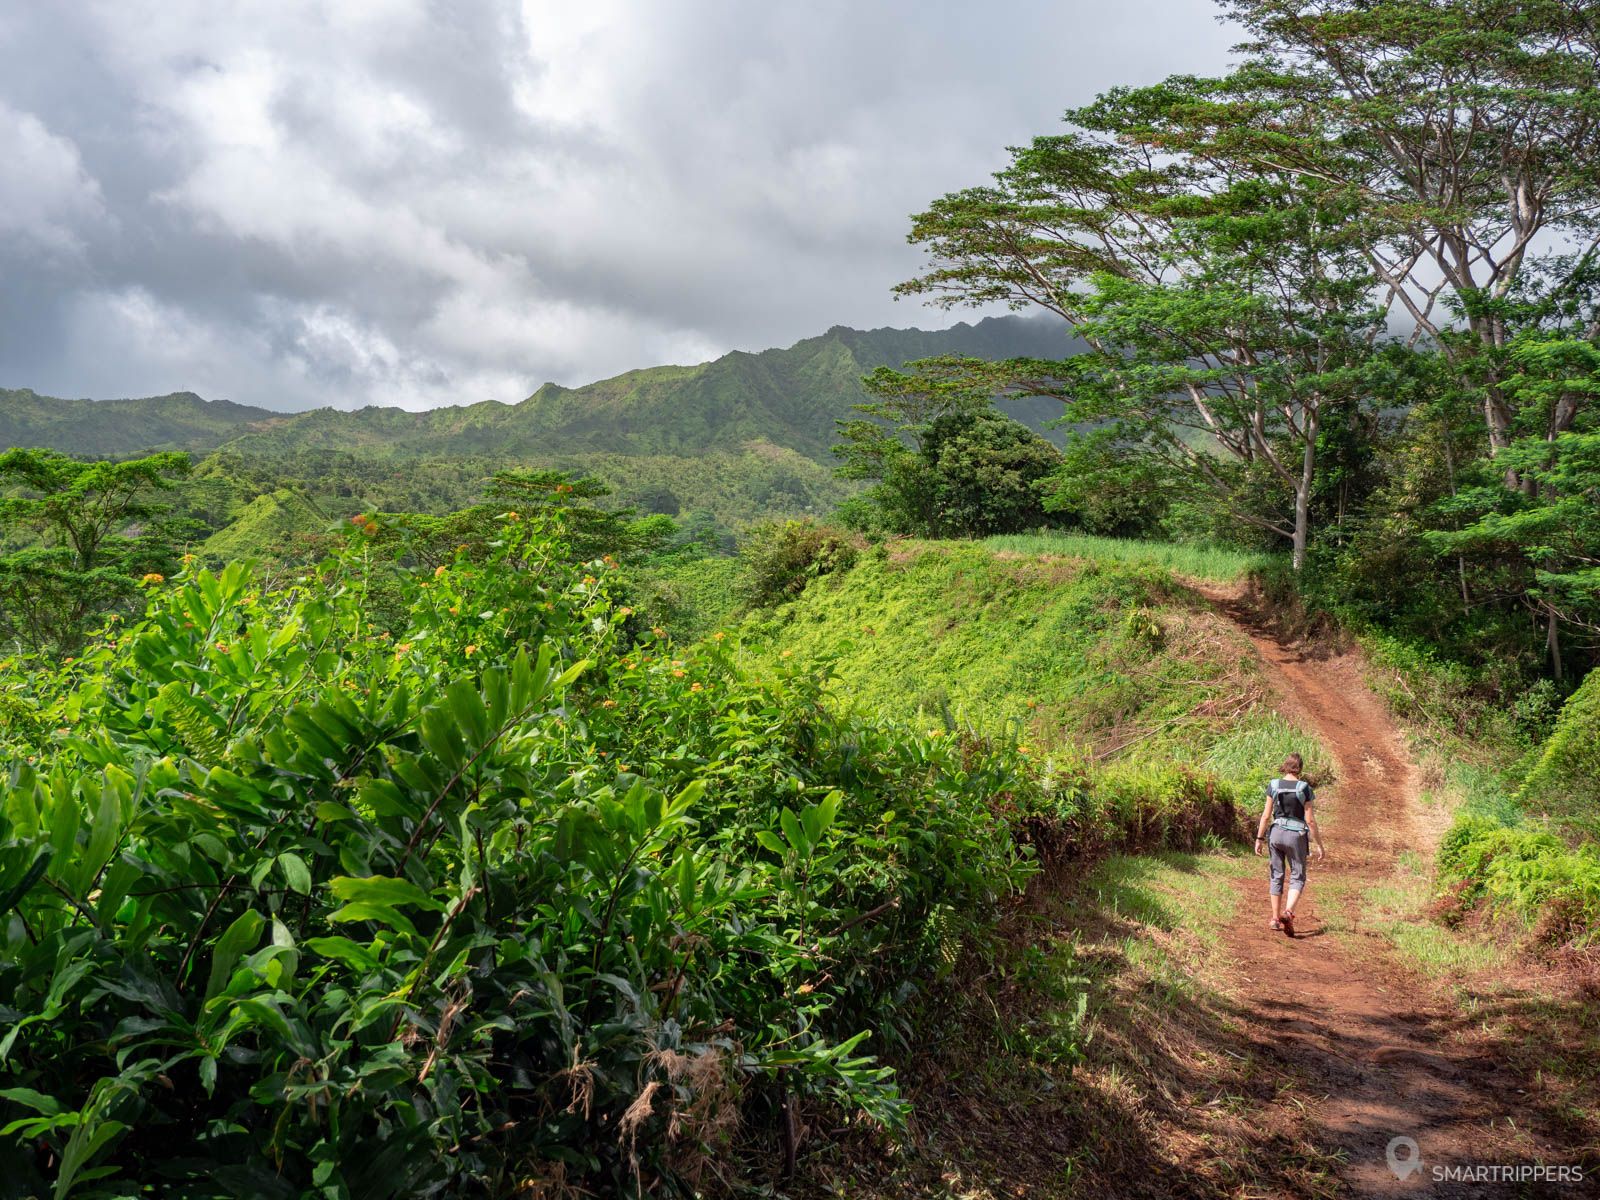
[0, 2, 1239, 412]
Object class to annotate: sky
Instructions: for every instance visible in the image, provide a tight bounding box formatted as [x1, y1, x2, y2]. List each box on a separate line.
[0, 2, 1239, 412]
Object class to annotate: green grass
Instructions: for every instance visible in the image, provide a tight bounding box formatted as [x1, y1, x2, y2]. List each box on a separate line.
[1360, 851, 1512, 977]
[983, 532, 1279, 583]
[1390, 714, 1600, 947]
[741, 539, 1321, 797]
[634, 556, 746, 642]
[197, 487, 332, 561]
[1194, 710, 1336, 803]
[1084, 850, 1249, 953]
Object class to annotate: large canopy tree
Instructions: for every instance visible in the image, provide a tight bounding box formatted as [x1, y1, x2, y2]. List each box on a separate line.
[0, 449, 191, 651]
[892, 125, 1387, 568]
[1115, 0, 1600, 469]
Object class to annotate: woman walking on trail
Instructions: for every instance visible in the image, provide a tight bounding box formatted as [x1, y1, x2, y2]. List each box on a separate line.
[1254, 753, 1326, 937]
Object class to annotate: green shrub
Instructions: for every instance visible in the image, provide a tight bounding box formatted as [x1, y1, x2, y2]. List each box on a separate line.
[737, 519, 860, 608]
[1521, 668, 1600, 838]
[1437, 815, 1600, 945]
[632, 555, 747, 642]
[0, 524, 1030, 1196]
[992, 747, 1238, 865]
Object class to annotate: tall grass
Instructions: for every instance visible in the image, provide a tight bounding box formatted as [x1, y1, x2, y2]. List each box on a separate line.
[1191, 710, 1333, 800]
[982, 532, 1279, 583]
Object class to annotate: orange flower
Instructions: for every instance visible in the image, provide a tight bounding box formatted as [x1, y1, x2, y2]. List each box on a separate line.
[779, 649, 793, 659]
[215, 642, 229, 653]
[712, 631, 726, 640]
[673, 669, 686, 678]
[690, 682, 703, 693]
[464, 644, 479, 657]
[601, 698, 617, 708]
[139, 572, 164, 584]
[434, 565, 447, 578]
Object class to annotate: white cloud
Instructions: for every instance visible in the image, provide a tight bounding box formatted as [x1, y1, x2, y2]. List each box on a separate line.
[0, 1, 1240, 410]
[0, 103, 107, 254]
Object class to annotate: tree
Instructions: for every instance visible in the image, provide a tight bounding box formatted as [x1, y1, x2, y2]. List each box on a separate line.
[0, 449, 191, 651]
[835, 364, 1064, 538]
[894, 125, 1386, 568]
[363, 469, 675, 570]
[1123, 0, 1600, 471]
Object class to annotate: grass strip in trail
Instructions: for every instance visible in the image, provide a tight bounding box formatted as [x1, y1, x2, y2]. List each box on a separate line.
[982, 533, 1279, 584]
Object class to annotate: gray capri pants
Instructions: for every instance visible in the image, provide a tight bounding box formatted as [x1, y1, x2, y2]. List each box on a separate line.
[1269, 825, 1308, 895]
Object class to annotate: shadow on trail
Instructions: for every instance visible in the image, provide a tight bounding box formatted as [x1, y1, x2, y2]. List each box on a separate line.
[802, 849, 1347, 1198]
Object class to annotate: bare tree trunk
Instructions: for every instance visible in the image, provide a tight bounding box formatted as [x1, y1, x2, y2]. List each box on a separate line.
[1548, 611, 1564, 683]
[1291, 407, 1319, 572]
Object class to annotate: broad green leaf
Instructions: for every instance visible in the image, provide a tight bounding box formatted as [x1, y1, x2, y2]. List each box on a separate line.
[327, 902, 418, 937]
[328, 875, 444, 912]
[779, 808, 806, 857]
[305, 935, 384, 973]
[205, 910, 265, 1002]
[276, 853, 311, 895]
[0, 1087, 63, 1116]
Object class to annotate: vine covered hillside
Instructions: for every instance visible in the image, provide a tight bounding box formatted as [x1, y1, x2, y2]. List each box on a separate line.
[0, 517, 1235, 1197]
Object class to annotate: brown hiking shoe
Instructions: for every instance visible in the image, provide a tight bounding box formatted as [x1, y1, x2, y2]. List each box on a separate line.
[1281, 911, 1295, 938]
[1269, 917, 1283, 931]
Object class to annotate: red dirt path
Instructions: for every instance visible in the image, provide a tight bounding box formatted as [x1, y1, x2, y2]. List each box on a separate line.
[1195, 582, 1579, 1199]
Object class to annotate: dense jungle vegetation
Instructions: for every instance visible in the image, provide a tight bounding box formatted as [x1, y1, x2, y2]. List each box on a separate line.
[4, 0, 1600, 1194]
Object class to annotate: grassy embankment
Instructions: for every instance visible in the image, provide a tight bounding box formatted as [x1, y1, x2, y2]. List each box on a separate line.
[738, 537, 1321, 797]
[716, 536, 1340, 1196]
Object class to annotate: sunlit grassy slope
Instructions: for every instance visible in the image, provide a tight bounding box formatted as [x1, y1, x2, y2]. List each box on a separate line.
[740, 539, 1322, 793]
[983, 532, 1278, 583]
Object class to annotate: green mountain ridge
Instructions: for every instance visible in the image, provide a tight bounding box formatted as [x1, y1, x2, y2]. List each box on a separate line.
[4, 316, 1080, 545]
[0, 388, 292, 456]
[2, 316, 1078, 462]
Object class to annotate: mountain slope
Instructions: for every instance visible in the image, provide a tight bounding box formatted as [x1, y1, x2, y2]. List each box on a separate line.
[4, 316, 1079, 542]
[1, 316, 1078, 462]
[0, 389, 291, 456]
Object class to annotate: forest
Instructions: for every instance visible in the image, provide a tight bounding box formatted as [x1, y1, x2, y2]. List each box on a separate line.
[3, 1, 1600, 1196]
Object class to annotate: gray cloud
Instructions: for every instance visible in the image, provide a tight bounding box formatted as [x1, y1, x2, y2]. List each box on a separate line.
[0, 1, 1238, 411]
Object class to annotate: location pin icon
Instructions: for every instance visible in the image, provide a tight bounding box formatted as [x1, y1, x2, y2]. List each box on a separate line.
[1386, 1135, 1423, 1180]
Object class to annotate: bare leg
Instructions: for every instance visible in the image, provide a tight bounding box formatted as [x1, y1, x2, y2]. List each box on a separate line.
[1283, 886, 1302, 917]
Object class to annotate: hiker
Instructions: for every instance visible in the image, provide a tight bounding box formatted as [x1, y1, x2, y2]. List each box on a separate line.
[1254, 752, 1326, 937]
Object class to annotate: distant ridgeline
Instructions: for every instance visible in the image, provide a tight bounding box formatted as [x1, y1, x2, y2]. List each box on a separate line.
[0, 316, 1080, 543]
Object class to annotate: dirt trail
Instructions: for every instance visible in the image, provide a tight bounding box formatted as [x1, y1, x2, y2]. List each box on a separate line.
[1195, 582, 1574, 1199]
